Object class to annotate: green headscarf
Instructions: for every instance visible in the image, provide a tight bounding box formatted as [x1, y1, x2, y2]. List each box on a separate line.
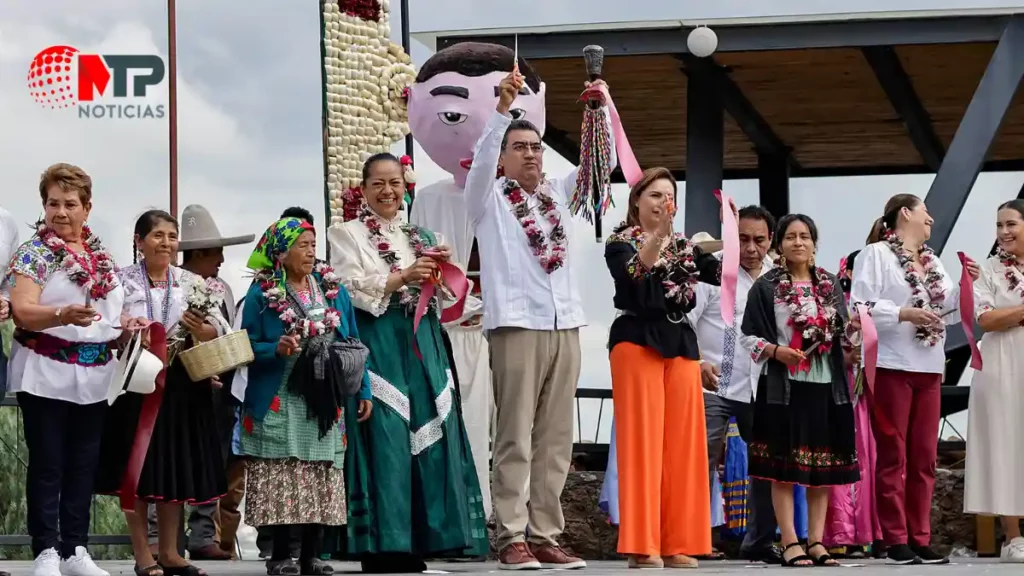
[247, 217, 315, 289]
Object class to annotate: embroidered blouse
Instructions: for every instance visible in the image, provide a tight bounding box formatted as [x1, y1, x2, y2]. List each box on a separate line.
[118, 264, 230, 336]
[974, 256, 1024, 325]
[850, 241, 959, 374]
[5, 236, 125, 405]
[605, 229, 721, 360]
[327, 211, 448, 317]
[740, 269, 851, 406]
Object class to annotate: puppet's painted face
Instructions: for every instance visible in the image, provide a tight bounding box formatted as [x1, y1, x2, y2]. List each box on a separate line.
[408, 70, 546, 184]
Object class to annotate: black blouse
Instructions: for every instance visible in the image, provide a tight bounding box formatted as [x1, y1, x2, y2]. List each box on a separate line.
[605, 232, 721, 360]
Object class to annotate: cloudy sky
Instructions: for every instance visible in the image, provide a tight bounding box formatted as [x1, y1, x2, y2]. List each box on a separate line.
[2, 0, 1019, 441]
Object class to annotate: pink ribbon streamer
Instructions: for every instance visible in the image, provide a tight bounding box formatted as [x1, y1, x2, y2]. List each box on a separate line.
[582, 84, 642, 187]
[412, 261, 469, 359]
[714, 190, 739, 327]
[957, 251, 983, 371]
[857, 303, 896, 437]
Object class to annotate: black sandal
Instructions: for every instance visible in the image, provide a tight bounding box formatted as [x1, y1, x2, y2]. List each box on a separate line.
[807, 542, 839, 566]
[135, 565, 163, 576]
[301, 558, 335, 575]
[159, 564, 207, 576]
[781, 543, 813, 567]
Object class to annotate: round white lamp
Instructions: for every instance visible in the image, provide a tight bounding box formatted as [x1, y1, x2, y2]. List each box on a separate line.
[687, 26, 718, 58]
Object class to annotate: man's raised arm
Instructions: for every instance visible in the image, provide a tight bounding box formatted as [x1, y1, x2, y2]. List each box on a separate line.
[465, 71, 521, 227]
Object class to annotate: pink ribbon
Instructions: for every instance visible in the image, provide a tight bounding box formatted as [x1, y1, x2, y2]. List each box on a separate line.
[856, 304, 878, 395]
[120, 323, 168, 512]
[957, 252, 983, 371]
[412, 261, 469, 359]
[581, 84, 642, 187]
[714, 190, 740, 327]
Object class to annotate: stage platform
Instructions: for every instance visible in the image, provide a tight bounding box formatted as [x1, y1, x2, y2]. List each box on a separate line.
[0, 559, 1017, 576]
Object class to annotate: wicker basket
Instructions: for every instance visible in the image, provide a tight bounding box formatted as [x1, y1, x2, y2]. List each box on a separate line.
[179, 329, 254, 382]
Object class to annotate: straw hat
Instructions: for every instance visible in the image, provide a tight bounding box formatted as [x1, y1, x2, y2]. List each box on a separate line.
[178, 205, 255, 251]
[690, 231, 723, 253]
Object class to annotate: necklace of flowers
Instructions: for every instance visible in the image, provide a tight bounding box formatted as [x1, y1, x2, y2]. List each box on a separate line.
[36, 221, 117, 300]
[996, 247, 1024, 302]
[883, 229, 946, 345]
[358, 204, 439, 314]
[501, 179, 567, 274]
[616, 224, 699, 306]
[775, 266, 837, 354]
[258, 262, 342, 338]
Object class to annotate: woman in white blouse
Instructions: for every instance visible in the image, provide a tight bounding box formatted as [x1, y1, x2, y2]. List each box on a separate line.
[850, 193, 978, 565]
[329, 152, 488, 573]
[964, 199, 1024, 562]
[6, 164, 126, 576]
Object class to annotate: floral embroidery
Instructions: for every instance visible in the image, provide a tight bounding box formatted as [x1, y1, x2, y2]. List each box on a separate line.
[269, 396, 281, 413]
[883, 229, 946, 346]
[502, 179, 567, 274]
[748, 442, 858, 470]
[256, 262, 342, 338]
[608, 223, 701, 307]
[749, 338, 769, 363]
[8, 239, 57, 285]
[996, 247, 1024, 303]
[36, 221, 117, 300]
[358, 204, 440, 315]
[14, 331, 115, 367]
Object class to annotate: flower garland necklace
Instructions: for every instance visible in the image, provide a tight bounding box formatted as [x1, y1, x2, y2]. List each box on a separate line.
[502, 179, 567, 274]
[358, 204, 438, 314]
[616, 224, 700, 306]
[883, 229, 946, 345]
[36, 221, 117, 300]
[775, 266, 837, 354]
[996, 247, 1024, 302]
[259, 262, 342, 337]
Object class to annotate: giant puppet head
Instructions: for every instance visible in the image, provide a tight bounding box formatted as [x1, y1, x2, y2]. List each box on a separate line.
[408, 42, 546, 186]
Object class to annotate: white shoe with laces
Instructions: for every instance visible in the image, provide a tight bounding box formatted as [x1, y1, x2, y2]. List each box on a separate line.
[1001, 537, 1024, 563]
[60, 547, 109, 576]
[33, 548, 61, 576]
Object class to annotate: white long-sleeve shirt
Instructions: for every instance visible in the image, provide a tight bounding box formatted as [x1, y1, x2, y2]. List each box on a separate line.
[464, 110, 616, 331]
[850, 241, 960, 374]
[687, 254, 773, 403]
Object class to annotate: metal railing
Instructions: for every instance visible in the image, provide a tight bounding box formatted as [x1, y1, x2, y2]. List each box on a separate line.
[0, 395, 132, 548]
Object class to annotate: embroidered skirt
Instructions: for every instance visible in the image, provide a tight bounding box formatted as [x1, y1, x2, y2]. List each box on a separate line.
[341, 303, 488, 558]
[245, 458, 346, 526]
[748, 377, 859, 487]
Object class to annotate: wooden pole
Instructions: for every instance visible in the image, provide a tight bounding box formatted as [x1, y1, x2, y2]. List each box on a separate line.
[168, 0, 179, 218]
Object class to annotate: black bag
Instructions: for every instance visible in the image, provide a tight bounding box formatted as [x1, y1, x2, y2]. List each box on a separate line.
[288, 335, 369, 439]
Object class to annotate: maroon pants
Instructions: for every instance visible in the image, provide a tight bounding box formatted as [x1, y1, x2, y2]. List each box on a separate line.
[869, 368, 941, 547]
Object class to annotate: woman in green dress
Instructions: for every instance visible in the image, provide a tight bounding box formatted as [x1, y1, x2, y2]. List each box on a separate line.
[239, 217, 374, 576]
[329, 153, 489, 573]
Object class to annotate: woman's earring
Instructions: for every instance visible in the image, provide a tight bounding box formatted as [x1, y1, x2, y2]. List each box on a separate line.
[779, 255, 787, 269]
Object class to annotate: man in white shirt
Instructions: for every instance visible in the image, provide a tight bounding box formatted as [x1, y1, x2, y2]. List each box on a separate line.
[464, 69, 615, 570]
[686, 206, 779, 563]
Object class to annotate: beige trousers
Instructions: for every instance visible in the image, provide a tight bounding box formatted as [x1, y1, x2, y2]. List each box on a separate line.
[489, 327, 581, 548]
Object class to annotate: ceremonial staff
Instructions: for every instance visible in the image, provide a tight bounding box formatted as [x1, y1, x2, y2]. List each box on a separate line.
[571, 45, 615, 241]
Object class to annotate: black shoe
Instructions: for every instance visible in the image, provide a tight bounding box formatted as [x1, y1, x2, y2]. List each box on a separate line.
[910, 545, 950, 565]
[886, 544, 922, 565]
[741, 545, 783, 565]
[872, 541, 888, 559]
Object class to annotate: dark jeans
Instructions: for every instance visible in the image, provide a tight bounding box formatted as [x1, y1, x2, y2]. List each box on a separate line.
[19, 392, 107, 558]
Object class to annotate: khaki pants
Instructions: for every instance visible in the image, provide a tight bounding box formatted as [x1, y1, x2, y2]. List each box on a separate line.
[489, 327, 580, 548]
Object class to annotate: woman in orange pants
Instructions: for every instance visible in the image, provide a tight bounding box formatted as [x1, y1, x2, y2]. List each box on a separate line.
[605, 167, 726, 568]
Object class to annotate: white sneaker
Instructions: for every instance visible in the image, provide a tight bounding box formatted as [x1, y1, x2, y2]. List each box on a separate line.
[60, 547, 109, 576]
[1001, 537, 1024, 563]
[32, 548, 61, 576]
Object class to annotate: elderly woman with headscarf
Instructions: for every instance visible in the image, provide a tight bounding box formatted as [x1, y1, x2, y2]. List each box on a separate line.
[237, 217, 373, 576]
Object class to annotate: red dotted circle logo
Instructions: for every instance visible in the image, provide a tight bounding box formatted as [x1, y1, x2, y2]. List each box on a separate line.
[27, 45, 80, 109]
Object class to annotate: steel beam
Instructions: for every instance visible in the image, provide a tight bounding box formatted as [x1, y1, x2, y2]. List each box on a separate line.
[607, 158, 1024, 184]
[437, 16, 1009, 60]
[685, 60, 724, 237]
[680, 55, 797, 168]
[863, 46, 945, 171]
[758, 152, 791, 221]
[925, 16, 1024, 254]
